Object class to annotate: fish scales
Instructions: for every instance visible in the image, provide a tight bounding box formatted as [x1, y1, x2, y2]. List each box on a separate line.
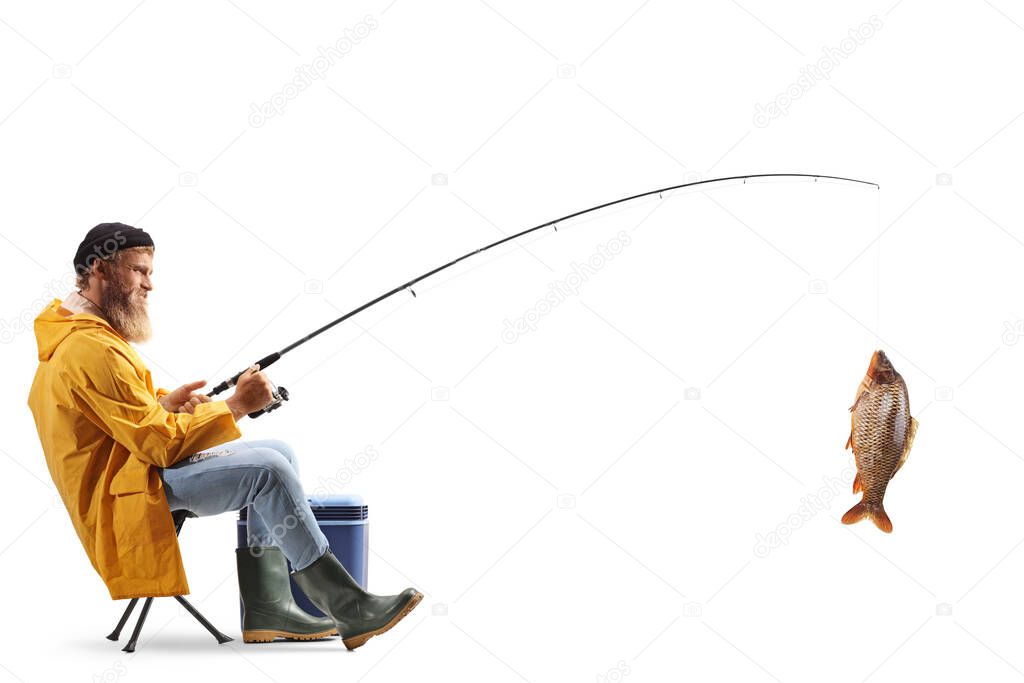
[852, 380, 909, 503]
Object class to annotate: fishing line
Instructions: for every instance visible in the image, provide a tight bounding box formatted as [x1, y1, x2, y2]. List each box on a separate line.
[875, 183, 882, 339]
[208, 172, 879, 417]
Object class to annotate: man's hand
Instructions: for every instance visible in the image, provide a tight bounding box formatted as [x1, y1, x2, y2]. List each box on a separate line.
[225, 364, 275, 421]
[158, 380, 213, 414]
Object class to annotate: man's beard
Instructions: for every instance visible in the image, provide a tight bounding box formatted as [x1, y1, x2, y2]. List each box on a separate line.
[101, 272, 152, 343]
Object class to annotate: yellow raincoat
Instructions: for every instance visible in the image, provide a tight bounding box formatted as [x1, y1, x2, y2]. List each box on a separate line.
[27, 298, 241, 599]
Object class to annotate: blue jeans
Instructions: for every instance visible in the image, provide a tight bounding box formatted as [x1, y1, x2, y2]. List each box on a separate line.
[160, 438, 330, 571]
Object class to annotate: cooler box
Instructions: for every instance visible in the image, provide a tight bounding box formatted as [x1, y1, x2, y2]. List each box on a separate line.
[237, 493, 369, 621]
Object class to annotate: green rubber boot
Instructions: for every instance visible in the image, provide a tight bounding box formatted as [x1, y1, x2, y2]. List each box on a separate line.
[236, 546, 338, 643]
[291, 549, 423, 650]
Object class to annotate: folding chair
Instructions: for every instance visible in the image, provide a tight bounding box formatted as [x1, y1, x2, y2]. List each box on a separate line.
[105, 509, 233, 652]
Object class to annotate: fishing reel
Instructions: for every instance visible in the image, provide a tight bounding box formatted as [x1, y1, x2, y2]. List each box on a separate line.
[248, 380, 289, 419]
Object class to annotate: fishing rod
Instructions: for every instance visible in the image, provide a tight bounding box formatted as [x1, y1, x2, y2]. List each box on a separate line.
[208, 172, 878, 417]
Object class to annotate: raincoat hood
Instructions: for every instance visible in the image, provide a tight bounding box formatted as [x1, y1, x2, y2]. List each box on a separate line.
[27, 298, 241, 600]
[34, 298, 116, 361]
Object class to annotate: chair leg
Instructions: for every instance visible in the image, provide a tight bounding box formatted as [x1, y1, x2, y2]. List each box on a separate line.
[106, 598, 139, 641]
[121, 597, 154, 653]
[174, 595, 233, 644]
[109, 511, 232, 652]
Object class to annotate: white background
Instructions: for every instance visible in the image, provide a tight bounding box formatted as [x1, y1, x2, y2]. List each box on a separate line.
[2, 1, 1023, 681]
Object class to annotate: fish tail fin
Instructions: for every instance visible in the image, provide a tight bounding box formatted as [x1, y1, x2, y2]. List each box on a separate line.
[841, 501, 869, 525]
[869, 505, 893, 533]
[841, 500, 893, 533]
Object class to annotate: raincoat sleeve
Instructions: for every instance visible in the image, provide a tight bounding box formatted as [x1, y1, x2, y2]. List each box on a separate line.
[66, 344, 241, 468]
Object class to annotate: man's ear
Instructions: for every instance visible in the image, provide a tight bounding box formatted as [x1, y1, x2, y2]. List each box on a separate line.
[86, 262, 109, 292]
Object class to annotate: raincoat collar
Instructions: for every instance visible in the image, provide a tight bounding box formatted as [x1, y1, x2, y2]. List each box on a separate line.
[62, 290, 105, 318]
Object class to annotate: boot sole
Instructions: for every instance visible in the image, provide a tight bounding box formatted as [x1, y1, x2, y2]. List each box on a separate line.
[343, 591, 424, 650]
[243, 628, 338, 643]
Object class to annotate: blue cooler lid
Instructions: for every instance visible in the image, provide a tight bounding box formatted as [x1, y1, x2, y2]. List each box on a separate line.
[238, 493, 367, 522]
[308, 493, 365, 508]
[307, 493, 368, 522]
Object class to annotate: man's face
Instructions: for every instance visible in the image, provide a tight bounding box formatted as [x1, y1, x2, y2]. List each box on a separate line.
[100, 250, 154, 343]
[113, 251, 153, 300]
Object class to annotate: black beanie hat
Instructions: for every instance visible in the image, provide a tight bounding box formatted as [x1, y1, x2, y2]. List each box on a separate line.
[73, 222, 154, 276]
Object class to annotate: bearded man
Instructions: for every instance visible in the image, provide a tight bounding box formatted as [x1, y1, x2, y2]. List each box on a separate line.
[27, 223, 421, 650]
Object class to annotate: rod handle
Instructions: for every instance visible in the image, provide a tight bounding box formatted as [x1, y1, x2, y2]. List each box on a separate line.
[206, 352, 282, 397]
